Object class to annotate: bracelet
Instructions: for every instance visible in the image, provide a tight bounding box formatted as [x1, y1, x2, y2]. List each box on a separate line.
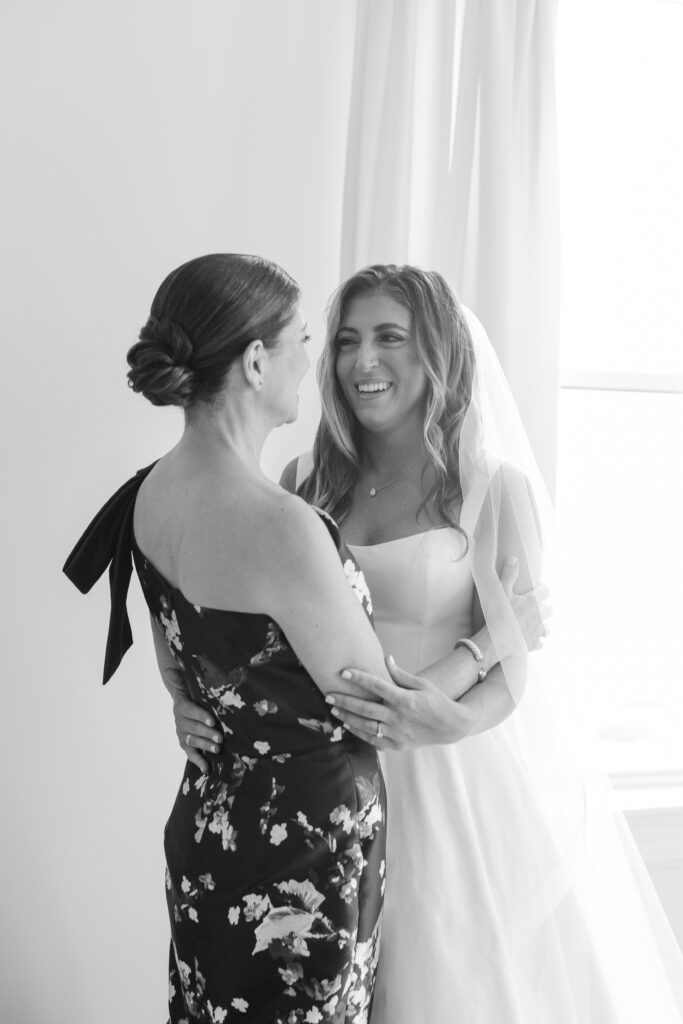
[454, 638, 487, 683]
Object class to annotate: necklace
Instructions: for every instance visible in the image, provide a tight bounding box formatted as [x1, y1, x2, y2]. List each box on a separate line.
[365, 455, 424, 497]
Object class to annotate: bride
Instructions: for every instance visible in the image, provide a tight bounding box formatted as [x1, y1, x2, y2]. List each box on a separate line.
[170, 264, 683, 1021]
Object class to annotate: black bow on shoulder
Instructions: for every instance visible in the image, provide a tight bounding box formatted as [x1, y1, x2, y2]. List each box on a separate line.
[63, 462, 158, 684]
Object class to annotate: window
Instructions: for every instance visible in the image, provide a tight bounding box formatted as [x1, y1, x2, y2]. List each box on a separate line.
[555, 0, 683, 777]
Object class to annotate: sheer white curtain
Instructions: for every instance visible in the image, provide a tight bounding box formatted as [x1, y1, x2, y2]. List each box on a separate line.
[341, 0, 560, 492]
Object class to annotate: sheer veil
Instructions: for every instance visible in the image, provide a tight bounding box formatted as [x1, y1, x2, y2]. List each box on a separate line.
[460, 306, 683, 1020]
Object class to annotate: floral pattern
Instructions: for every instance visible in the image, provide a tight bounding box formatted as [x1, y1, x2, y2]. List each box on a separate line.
[133, 513, 385, 1023]
[342, 560, 373, 615]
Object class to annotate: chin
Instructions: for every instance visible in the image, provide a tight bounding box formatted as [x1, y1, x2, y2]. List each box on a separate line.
[353, 403, 395, 428]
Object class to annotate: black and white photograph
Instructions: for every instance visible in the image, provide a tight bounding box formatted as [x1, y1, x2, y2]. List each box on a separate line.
[2, 1, 683, 1021]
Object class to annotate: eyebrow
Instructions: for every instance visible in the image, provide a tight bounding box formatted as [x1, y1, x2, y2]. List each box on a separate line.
[337, 322, 409, 334]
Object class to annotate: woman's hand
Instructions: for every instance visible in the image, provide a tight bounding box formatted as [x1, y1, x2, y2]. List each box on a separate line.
[326, 656, 476, 750]
[500, 556, 552, 652]
[165, 667, 223, 774]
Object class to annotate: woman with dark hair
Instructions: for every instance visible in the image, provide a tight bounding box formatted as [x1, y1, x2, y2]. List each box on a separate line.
[64, 254, 387, 1024]
[174, 265, 683, 1023]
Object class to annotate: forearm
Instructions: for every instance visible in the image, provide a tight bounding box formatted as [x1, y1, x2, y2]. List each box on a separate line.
[150, 614, 187, 703]
[419, 625, 499, 700]
[455, 656, 526, 737]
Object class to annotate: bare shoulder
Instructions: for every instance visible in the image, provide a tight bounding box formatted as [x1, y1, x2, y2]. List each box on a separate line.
[229, 489, 347, 623]
[256, 490, 336, 562]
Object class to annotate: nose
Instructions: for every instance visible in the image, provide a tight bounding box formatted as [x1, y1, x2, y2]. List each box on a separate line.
[355, 338, 379, 372]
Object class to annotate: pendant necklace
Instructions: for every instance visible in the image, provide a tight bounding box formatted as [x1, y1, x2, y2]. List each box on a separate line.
[367, 455, 424, 498]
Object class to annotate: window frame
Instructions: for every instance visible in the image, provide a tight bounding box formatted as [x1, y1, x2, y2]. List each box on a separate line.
[560, 371, 683, 396]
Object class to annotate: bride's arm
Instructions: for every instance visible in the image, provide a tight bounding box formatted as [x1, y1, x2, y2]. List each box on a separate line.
[450, 471, 545, 734]
[328, 654, 523, 748]
[327, 558, 549, 748]
[414, 557, 549, 701]
[282, 455, 548, 705]
[440, 587, 525, 737]
[329, 466, 548, 748]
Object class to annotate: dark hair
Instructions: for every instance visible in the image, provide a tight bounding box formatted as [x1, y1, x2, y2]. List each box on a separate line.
[127, 254, 301, 408]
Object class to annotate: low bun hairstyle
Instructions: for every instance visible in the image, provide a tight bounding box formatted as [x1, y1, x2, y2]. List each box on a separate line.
[127, 254, 301, 408]
[128, 315, 196, 408]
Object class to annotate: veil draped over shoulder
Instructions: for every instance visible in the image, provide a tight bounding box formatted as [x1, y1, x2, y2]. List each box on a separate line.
[459, 307, 683, 1020]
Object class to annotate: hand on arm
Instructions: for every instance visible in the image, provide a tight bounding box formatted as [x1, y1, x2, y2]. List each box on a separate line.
[165, 496, 393, 762]
[330, 468, 549, 748]
[327, 657, 476, 750]
[151, 614, 222, 774]
[327, 557, 550, 748]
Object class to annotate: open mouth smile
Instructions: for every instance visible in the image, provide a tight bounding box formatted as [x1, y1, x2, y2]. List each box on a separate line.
[354, 381, 393, 396]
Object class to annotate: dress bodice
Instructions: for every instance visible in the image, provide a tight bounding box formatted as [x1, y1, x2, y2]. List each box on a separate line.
[132, 524, 374, 763]
[347, 528, 474, 674]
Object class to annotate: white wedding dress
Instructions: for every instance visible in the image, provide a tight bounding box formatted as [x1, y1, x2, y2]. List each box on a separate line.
[347, 528, 683, 1024]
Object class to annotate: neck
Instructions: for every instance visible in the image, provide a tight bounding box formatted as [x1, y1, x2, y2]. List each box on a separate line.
[359, 423, 427, 477]
[181, 398, 270, 470]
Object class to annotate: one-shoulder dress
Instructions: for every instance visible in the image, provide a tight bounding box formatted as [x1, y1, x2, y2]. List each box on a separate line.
[64, 466, 386, 1024]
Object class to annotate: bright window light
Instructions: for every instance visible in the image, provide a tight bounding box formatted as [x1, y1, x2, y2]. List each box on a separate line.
[555, 0, 683, 774]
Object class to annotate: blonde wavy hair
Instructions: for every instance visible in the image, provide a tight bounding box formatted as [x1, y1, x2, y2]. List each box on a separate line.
[299, 265, 475, 536]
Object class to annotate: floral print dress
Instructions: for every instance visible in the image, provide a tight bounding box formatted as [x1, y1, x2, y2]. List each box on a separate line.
[64, 467, 385, 1024]
[131, 515, 385, 1024]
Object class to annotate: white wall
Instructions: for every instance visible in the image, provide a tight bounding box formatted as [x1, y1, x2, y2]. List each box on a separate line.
[3, 4, 682, 1021]
[0, 4, 356, 1021]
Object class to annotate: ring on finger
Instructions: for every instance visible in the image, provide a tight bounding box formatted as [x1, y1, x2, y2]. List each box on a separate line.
[186, 733, 193, 747]
[376, 720, 384, 740]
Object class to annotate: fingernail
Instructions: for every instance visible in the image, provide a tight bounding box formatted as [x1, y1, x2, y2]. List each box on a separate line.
[330, 708, 341, 717]
[205, 718, 213, 726]
[211, 745, 219, 754]
[340, 670, 352, 680]
[325, 695, 335, 704]
[387, 655, 395, 666]
[213, 734, 222, 743]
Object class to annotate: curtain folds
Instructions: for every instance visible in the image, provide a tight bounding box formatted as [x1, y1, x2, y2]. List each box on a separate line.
[341, 0, 560, 493]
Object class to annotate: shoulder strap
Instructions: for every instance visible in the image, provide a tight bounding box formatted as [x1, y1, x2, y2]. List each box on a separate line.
[313, 506, 342, 550]
[63, 462, 157, 684]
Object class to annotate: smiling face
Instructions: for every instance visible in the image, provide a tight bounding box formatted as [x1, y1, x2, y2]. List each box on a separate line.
[334, 291, 428, 436]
